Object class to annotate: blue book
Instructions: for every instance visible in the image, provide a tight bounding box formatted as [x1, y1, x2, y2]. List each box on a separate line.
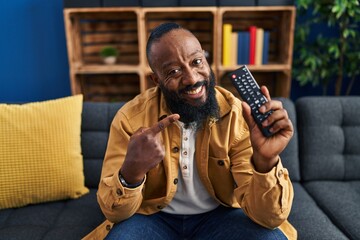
[262, 31, 270, 64]
[237, 31, 250, 64]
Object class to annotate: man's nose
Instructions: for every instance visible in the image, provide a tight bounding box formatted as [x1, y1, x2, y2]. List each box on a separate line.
[181, 67, 199, 86]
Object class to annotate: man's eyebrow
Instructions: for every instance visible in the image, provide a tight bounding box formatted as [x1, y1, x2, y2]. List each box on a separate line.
[190, 49, 204, 56]
[161, 61, 177, 70]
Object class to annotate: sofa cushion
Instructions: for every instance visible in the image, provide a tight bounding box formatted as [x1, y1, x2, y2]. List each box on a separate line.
[289, 183, 348, 240]
[277, 98, 300, 182]
[81, 102, 125, 188]
[0, 189, 104, 240]
[304, 181, 360, 240]
[0, 95, 88, 209]
[296, 96, 360, 239]
[296, 97, 360, 181]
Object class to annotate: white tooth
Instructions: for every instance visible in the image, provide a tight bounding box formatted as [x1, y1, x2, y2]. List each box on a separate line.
[186, 86, 202, 94]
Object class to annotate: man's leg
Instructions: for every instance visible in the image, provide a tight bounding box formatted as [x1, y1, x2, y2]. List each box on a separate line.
[188, 206, 287, 240]
[105, 212, 181, 240]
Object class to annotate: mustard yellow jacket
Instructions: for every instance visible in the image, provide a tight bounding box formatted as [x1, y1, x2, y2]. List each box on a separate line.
[84, 86, 297, 239]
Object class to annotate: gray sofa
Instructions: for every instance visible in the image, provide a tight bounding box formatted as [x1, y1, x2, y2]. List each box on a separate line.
[0, 96, 359, 240]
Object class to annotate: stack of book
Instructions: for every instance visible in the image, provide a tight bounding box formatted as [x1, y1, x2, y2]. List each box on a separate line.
[222, 24, 270, 66]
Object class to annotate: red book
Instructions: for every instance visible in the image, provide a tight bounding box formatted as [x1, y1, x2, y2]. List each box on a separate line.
[249, 26, 257, 65]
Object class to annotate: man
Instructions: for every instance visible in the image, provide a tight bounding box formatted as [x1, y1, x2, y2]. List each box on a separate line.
[89, 22, 296, 239]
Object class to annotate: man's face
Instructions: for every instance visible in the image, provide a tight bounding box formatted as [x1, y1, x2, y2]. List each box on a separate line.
[149, 29, 212, 107]
[148, 28, 219, 125]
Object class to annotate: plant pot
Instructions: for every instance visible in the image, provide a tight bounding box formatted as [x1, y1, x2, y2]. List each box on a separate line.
[103, 56, 117, 65]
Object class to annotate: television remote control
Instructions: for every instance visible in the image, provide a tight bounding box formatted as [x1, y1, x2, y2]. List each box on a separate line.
[229, 65, 274, 137]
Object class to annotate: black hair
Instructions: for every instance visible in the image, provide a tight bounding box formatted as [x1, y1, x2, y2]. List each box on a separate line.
[146, 22, 182, 70]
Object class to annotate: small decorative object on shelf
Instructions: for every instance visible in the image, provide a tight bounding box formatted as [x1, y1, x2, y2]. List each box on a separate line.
[100, 46, 119, 65]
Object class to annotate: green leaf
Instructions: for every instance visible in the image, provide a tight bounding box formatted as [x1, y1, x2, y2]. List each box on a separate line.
[329, 44, 340, 58]
[293, 0, 360, 94]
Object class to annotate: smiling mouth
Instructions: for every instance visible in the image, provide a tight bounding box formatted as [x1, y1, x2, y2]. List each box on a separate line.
[181, 81, 206, 95]
[185, 85, 203, 95]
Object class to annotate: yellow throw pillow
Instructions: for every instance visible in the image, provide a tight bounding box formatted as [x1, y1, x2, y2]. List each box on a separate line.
[0, 95, 89, 209]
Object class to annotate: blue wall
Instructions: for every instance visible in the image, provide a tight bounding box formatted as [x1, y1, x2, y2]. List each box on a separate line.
[0, 1, 358, 102]
[0, 0, 71, 102]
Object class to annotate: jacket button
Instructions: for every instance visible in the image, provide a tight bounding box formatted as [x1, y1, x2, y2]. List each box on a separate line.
[278, 169, 284, 178]
[157, 205, 164, 209]
[106, 224, 112, 231]
[116, 188, 122, 196]
[217, 160, 225, 166]
[173, 178, 178, 184]
[172, 147, 179, 153]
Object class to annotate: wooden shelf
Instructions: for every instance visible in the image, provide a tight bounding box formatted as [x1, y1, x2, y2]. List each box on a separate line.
[74, 65, 140, 74]
[64, 6, 295, 101]
[219, 64, 292, 72]
[216, 6, 295, 97]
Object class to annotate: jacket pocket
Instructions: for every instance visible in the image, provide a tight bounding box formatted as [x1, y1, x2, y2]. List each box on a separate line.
[207, 156, 236, 205]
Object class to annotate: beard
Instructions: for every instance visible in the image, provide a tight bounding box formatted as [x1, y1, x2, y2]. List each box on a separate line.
[159, 70, 219, 128]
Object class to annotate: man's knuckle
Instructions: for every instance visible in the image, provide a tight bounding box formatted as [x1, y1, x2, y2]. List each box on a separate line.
[158, 122, 165, 131]
[283, 109, 289, 118]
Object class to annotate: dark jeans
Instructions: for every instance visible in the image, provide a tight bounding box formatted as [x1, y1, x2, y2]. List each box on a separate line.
[105, 205, 287, 240]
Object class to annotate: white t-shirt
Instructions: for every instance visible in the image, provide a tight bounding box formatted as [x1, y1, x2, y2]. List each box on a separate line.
[162, 122, 219, 215]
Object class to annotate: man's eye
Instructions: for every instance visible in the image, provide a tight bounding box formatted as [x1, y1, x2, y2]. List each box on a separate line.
[193, 58, 202, 65]
[168, 69, 180, 76]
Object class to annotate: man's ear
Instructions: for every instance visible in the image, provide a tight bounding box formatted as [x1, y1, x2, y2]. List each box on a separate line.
[150, 73, 160, 86]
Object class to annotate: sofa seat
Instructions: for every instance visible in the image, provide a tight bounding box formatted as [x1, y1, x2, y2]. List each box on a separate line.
[0, 189, 104, 240]
[289, 183, 348, 239]
[278, 98, 348, 240]
[304, 181, 360, 239]
[1, 97, 359, 239]
[296, 97, 360, 240]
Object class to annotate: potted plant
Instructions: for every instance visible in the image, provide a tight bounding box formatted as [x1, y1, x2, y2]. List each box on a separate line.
[293, 0, 360, 95]
[100, 46, 119, 65]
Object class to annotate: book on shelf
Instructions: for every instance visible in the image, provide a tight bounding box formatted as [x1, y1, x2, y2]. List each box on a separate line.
[231, 32, 238, 67]
[249, 25, 257, 65]
[237, 31, 250, 64]
[222, 24, 270, 66]
[262, 30, 270, 64]
[222, 24, 232, 66]
[255, 27, 264, 65]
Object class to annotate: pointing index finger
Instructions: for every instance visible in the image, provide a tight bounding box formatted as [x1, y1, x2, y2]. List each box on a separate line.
[149, 114, 180, 134]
